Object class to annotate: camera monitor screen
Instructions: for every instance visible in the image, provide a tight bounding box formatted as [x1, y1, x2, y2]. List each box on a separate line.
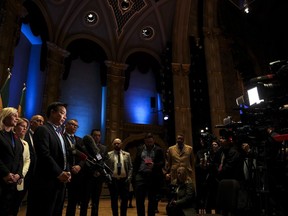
[247, 86, 263, 106]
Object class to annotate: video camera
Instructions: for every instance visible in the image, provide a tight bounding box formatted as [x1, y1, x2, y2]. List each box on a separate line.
[234, 60, 288, 134]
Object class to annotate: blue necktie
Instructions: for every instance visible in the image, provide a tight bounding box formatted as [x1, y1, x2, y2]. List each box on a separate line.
[56, 127, 62, 134]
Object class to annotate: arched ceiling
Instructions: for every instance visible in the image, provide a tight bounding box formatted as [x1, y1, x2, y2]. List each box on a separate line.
[26, 0, 177, 62]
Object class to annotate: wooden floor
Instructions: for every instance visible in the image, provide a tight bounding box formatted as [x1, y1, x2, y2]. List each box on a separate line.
[18, 198, 169, 216]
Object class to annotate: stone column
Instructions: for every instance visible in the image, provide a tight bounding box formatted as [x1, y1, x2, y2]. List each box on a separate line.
[0, 0, 23, 85]
[43, 42, 69, 111]
[105, 61, 127, 149]
[203, 28, 227, 135]
[203, 0, 242, 135]
[171, 63, 193, 146]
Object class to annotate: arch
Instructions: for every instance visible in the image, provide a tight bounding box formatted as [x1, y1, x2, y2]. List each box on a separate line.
[121, 48, 161, 63]
[124, 51, 161, 92]
[63, 38, 108, 86]
[63, 34, 111, 59]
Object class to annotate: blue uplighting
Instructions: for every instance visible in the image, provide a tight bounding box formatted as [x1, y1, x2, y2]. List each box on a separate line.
[21, 23, 42, 45]
[101, 87, 107, 143]
[25, 45, 43, 119]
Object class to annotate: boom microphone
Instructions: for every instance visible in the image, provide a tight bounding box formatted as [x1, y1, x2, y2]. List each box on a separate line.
[250, 74, 275, 84]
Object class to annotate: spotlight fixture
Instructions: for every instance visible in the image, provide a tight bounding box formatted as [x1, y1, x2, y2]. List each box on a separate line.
[84, 11, 98, 25]
[228, 0, 255, 12]
[163, 114, 169, 121]
[141, 26, 155, 40]
[121, 0, 131, 11]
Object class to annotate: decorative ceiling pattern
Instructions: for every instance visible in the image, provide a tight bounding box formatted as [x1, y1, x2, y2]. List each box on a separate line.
[107, 0, 150, 36]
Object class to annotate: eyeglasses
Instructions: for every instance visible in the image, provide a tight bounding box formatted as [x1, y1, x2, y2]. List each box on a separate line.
[68, 122, 79, 128]
[34, 119, 44, 123]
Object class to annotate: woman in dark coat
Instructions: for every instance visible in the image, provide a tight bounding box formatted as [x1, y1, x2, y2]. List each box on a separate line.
[166, 166, 196, 216]
[0, 107, 23, 216]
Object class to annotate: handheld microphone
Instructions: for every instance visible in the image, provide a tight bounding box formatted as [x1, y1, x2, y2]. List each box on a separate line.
[82, 135, 100, 157]
[69, 147, 88, 161]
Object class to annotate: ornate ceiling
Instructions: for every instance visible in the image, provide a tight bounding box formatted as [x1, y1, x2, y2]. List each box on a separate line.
[25, 0, 177, 62]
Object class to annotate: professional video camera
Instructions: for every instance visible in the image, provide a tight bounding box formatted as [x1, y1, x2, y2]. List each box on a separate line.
[239, 60, 288, 133]
[69, 135, 112, 184]
[215, 60, 288, 216]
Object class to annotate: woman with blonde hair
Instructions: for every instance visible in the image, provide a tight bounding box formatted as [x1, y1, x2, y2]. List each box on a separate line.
[11, 117, 31, 215]
[166, 166, 196, 216]
[0, 107, 24, 216]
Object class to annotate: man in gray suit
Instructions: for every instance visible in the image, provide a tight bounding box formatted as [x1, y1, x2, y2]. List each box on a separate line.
[106, 138, 133, 216]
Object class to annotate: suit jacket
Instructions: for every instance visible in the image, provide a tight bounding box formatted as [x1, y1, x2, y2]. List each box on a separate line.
[63, 133, 85, 168]
[168, 181, 196, 216]
[32, 123, 70, 184]
[133, 144, 164, 186]
[0, 130, 23, 181]
[24, 129, 36, 177]
[106, 150, 133, 181]
[166, 144, 195, 186]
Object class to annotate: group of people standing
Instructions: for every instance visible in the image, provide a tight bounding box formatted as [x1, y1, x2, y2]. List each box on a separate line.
[0, 100, 250, 216]
[0, 101, 198, 216]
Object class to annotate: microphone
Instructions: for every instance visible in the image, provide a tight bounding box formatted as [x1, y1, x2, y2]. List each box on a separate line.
[69, 147, 88, 161]
[250, 74, 275, 84]
[82, 135, 100, 157]
[82, 135, 112, 184]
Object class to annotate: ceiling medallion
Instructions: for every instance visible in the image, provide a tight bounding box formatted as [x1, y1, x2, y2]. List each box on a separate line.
[83, 11, 99, 26]
[141, 26, 155, 40]
[121, 0, 132, 11]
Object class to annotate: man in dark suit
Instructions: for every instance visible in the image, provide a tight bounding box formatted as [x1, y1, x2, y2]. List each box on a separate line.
[133, 133, 165, 216]
[106, 138, 133, 216]
[26, 102, 71, 216]
[0, 107, 23, 216]
[80, 128, 108, 216]
[24, 115, 44, 205]
[64, 119, 85, 216]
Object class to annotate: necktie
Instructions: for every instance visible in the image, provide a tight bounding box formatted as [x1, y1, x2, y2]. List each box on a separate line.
[56, 126, 62, 134]
[117, 152, 121, 175]
[70, 135, 75, 144]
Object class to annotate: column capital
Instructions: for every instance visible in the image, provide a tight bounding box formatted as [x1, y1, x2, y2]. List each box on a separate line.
[105, 61, 128, 76]
[171, 63, 190, 76]
[47, 42, 70, 59]
[171, 63, 181, 75]
[181, 64, 191, 75]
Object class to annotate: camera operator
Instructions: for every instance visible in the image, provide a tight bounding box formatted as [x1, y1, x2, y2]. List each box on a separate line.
[195, 134, 222, 214]
[195, 134, 210, 213]
[217, 129, 244, 182]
